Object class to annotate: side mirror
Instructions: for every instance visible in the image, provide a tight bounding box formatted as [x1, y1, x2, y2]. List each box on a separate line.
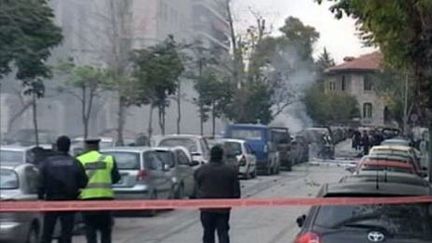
[296, 215, 306, 228]
[189, 160, 200, 167]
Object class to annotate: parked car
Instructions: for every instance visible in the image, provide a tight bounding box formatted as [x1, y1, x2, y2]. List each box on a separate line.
[156, 135, 210, 165]
[291, 135, 309, 164]
[0, 163, 41, 243]
[298, 127, 335, 159]
[225, 124, 279, 175]
[0, 145, 53, 166]
[369, 145, 426, 176]
[217, 139, 257, 179]
[101, 147, 175, 201]
[295, 172, 432, 243]
[381, 138, 411, 147]
[353, 156, 417, 175]
[270, 127, 292, 171]
[153, 146, 199, 198]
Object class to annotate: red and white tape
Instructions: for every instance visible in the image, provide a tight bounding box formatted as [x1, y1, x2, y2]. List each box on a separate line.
[1, 196, 431, 212]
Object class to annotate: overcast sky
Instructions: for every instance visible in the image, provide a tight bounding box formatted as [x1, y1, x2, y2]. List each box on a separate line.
[233, 0, 376, 63]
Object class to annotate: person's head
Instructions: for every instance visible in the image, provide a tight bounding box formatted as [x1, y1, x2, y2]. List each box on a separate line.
[56, 136, 71, 153]
[210, 145, 224, 162]
[84, 138, 101, 152]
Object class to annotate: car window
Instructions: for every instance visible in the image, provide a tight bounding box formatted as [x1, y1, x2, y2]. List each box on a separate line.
[144, 151, 163, 171]
[201, 139, 210, 156]
[156, 150, 175, 168]
[177, 150, 190, 165]
[102, 152, 140, 170]
[0, 169, 19, 189]
[314, 203, 432, 238]
[230, 129, 263, 140]
[224, 142, 242, 156]
[159, 138, 198, 153]
[245, 144, 253, 154]
[0, 150, 25, 163]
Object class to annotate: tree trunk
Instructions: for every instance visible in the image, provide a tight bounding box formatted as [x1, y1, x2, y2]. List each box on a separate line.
[199, 105, 204, 136]
[32, 93, 39, 147]
[158, 105, 165, 135]
[211, 104, 216, 137]
[117, 96, 125, 146]
[82, 86, 88, 139]
[176, 81, 181, 134]
[148, 105, 154, 140]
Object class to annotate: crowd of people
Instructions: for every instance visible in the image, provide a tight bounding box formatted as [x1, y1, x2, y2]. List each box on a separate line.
[351, 129, 386, 156]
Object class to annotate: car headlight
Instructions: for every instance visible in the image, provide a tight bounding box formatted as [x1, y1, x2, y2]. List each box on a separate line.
[0, 222, 20, 230]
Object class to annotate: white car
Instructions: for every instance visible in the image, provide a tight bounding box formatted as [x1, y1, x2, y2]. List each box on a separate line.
[156, 135, 210, 165]
[218, 139, 257, 179]
[0, 145, 52, 165]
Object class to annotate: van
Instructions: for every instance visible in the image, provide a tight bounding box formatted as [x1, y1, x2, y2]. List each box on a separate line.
[225, 124, 279, 175]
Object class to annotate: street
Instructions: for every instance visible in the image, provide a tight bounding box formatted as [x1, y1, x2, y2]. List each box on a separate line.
[74, 154, 351, 243]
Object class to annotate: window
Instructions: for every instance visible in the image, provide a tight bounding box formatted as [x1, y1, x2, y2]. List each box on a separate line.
[245, 144, 253, 155]
[177, 150, 190, 165]
[0, 169, 19, 189]
[364, 75, 373, 91]
[329, 81, 336, 91]
[144, 151, 163, 171]
[103, 152, 140, 170]
[341, 75, 347, 91]
[25, 166, 39, 194]
[231, 129, 263, 140]
[363, 103, 373, 118]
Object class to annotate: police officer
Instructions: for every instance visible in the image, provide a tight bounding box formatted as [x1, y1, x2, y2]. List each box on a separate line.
[77, 138, 121, 243]
[38, 136, 88, 243]
[194, 145, 241, 243]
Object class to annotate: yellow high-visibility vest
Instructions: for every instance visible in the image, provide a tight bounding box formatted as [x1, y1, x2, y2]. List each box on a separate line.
[78, 151, 114, 199]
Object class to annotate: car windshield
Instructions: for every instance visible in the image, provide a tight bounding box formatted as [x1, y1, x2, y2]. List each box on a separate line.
[0, 169, 19, 189]
[159, 138, 198, 153]
[102, 152, 140, 170]
[230, 130, 263, 140]
[315, 203, 432, 238]
[0, 150, 25, 163]
[224, 142, 242, 156]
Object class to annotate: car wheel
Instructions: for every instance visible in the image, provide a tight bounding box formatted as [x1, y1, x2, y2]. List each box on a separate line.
[27, 223, 39, 243]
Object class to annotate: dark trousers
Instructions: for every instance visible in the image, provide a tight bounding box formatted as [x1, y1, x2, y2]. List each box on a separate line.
[83, 211, 113, 243]
[41, 212, 75, 243]
[200, 211, 230, 243]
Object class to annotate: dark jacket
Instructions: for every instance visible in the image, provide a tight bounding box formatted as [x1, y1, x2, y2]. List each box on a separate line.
[194, 159, 240, 212]
[38, 152, 88, 200]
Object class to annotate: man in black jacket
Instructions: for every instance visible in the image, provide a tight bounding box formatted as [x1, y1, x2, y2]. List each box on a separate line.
[38, 136, 88, 243]
[194, 145, 241, 243]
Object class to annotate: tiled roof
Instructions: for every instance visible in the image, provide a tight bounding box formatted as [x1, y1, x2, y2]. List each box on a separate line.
[326, 52, 382, 73]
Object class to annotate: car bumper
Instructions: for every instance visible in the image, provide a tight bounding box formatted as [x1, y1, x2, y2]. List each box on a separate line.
[113, 185, 151, 200]
[0, 221, 26, 242]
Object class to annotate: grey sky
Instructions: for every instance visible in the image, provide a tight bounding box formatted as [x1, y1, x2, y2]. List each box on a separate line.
[233, 0, 376, 63]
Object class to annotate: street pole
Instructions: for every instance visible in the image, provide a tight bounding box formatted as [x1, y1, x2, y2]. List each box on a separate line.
[403, 72, 409, 136]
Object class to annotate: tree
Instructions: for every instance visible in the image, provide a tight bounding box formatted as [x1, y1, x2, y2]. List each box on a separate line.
[316, 48, 336, 81]
[0, 0, 63, 145]
[131, 36, 184, 136]
[304, 83, 360, 125]
[316, 0, 432, 180]
[57, 60, 107, 139]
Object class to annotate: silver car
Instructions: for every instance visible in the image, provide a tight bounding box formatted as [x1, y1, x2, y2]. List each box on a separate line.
[154, 147, 199, 199]
[101, 147, 176, 200]
[156, 135, 211, 165]
[0, 163, 41, 243]
[218, 139, 257, 179]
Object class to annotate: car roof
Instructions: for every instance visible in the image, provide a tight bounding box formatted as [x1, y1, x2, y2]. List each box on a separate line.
[101, 146, 153, 153]
[159, 134, 203, 139]
[321, 181, 431, 197]
[339, 172, 429, 187]
[0, 145, 28, 151]
[371, 145, 412, 151]
[227, 124, 267, 129]
[0, 163, 32, 170]
[217, 138, 245, 144]
[73, 137, 114, 142]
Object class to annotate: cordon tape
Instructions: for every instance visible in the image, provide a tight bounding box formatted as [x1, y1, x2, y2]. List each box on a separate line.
[1, 196, 431, 212]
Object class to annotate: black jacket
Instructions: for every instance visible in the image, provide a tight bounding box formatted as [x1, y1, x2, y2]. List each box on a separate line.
[194, 160, 240, 212]
[38, 152, 88, 200]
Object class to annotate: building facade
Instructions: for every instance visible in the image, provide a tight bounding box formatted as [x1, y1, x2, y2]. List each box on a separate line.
[325, 52, 388, 126]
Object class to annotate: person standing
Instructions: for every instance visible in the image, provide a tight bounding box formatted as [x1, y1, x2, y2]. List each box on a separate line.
[194, 145, 241, 243]
[361, 131, 370, 155]
[38, 136, 88, 243]
[77, 138, 121, 243]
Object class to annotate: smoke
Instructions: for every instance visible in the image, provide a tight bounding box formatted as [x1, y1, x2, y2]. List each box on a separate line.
[268, 43, 316, 133]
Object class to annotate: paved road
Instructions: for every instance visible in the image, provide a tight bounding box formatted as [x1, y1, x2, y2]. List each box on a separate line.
[74, 140, 356, 243]
[74, 164, 349, 243]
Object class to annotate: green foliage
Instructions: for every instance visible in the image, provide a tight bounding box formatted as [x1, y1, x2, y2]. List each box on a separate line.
[316, 48, 335, 79]
[131, 35, 185, 107]
[0, 0, 62, 81]
[304, 83, 360, 125]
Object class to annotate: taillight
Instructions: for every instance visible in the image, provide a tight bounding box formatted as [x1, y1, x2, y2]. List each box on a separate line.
[239, 156, 247, 166]
[136, 170, 148, 181]
[294, 232, 320, 243]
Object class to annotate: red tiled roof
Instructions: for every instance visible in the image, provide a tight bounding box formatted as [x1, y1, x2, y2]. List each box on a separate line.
[326, 52, 383, 73]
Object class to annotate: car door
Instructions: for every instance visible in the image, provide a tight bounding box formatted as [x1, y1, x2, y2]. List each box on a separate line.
[144, 151, 172, 199]
[176, 149, 195, 196]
